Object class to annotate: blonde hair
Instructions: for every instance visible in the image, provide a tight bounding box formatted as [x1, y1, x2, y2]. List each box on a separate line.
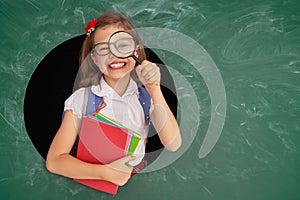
[78, 11, 147, 87]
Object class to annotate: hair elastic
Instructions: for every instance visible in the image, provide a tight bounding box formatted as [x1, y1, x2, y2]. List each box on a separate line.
[85, 19, 98, 36]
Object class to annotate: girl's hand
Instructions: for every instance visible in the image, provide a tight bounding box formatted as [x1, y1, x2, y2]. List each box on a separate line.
[136, 60, 161, 95]
[104, 155, 135, 186]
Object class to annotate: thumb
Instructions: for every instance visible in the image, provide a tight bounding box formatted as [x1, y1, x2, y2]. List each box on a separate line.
[135, 64, 142, 74]
[122, 155, 136, 164]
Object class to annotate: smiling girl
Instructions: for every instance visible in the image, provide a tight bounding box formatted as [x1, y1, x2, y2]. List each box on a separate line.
[46, 11, 181, 187]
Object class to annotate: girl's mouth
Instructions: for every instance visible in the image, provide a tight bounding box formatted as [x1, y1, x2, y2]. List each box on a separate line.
[108, 62, 126, 70]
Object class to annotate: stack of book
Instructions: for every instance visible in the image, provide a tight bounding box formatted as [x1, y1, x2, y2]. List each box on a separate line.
[74, 111, 141, 194]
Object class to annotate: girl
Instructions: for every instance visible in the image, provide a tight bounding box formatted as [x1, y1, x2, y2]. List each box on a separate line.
[46, 11, 181, 187]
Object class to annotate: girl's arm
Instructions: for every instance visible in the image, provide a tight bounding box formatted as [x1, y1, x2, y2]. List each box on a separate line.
[136, 61, 182, 152]
[46, 110, 134, 186]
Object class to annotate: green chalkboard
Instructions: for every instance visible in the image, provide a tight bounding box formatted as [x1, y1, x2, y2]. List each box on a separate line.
[0, 0, 299, 199]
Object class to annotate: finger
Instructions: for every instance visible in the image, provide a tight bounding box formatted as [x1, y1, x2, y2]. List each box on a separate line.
[142, 69, 156, 80]
[135, 64, 142, 72]
[141, 60, 151, 66]
[143, 69, 156, 80]
[136, 61, 149, 72]
[122, 155, 136, 164]
[135, 66, 143, 78]
[141, 64, 158, 77]
[143, 67, 160, 84]
[140, 61, 155, 71]
[136, 64, 148, 77]
[146, 74, 160, 84]
[126, 165, 134, 173]
[143, 64, 158, 75]
[136, 68, 146, 84]
[136, 61, 159, 84]
[108, 156, 135, 173]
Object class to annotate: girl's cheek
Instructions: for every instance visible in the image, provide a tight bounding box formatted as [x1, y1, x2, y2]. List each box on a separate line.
[94, 57, 108, 72]
[128, 58, 136, 68]
[98, 64, 108, 73]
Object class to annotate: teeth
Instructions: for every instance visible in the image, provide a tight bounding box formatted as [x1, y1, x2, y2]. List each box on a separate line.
[109, 62, 125, 68]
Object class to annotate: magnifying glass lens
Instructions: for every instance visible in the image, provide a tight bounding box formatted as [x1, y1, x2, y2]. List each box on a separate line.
[108, 31, 142, 64]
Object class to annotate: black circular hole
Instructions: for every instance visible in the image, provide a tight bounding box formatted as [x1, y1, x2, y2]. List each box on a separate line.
[23, 34, 178, 165]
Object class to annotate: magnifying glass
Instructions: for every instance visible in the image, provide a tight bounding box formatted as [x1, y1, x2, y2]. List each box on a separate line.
[108, 31, 142, 65]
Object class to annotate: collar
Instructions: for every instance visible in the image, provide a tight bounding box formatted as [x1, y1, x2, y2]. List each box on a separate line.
[91, 76, 139, 98]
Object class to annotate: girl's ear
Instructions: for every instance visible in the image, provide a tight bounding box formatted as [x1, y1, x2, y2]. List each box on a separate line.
[134, 49, 139, 58]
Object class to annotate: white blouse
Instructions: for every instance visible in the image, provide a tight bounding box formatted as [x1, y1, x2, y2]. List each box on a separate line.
[64, 77, 150, 166]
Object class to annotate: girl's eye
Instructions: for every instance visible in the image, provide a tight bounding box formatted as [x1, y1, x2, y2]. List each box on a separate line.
[94, 44, 110, 55]
[99, 47, 109, 51]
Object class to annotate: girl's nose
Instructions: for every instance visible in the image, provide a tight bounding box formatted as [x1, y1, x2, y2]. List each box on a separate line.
[108, 51, 117, 59]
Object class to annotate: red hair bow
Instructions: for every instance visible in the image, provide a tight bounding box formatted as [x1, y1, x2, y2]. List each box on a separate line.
[85, 19, 98, 36]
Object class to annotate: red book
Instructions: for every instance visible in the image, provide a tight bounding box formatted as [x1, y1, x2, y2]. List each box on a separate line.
[74, 116, 133, 194]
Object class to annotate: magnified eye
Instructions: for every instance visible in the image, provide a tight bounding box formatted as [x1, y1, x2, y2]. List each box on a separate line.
[115, 38, 134, 53]
[117, 44, 130, 51]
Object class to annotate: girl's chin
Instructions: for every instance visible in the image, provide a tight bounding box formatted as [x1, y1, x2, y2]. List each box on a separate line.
[103, 67, 133, 79]
[104, 73, 132, 83]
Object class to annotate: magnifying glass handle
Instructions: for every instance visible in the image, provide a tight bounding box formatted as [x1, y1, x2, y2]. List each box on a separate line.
[132, 55, 142, 65]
